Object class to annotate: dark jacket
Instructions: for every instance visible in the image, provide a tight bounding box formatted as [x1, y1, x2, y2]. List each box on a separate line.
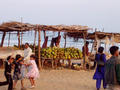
[105, 56, 120, 85]
[4, 61, 12, 75]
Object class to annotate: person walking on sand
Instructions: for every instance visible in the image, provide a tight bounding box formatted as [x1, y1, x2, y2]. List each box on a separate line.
[26, 55, 39, 89]
[0, 56, 14, 90]
[105, 46, 120, 90]
[93, 47, 107, 90]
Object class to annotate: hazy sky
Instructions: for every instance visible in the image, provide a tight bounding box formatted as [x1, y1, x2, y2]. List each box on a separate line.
[0, 0, 120, 32]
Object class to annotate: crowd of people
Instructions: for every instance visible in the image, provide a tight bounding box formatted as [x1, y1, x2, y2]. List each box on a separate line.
[0, 43, 39, 90]
[1, 42, 120, 90]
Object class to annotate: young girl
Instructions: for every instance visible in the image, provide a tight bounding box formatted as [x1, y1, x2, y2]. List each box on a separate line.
[13, 54, 26, 90]
[26, 54, 39, 88]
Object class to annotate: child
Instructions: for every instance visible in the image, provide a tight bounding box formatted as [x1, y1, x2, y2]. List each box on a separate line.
[93, 47, 107, 90]
[0, 56, 14, 90]
[13, 54, 26, 90]
[26, 54, 39, 88]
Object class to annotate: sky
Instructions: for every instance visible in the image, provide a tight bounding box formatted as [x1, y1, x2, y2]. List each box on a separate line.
[0, 0, 120, 32]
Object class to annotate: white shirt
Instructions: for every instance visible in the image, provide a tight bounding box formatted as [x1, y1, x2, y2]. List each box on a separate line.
[24, 47, 32, 63]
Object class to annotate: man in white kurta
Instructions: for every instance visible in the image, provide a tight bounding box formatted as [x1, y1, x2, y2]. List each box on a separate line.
[24, 43, 32, 63]
[21, 43, 32, 90]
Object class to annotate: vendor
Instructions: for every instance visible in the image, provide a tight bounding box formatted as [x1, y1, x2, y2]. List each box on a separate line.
[82, 41, 90, 69]
[82, 41, 89, 56]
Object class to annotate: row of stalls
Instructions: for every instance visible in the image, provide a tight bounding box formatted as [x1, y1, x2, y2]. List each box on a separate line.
[0, 21, 120, 70]
[0, 21, 91, 69]
[65, 31, 120, 60]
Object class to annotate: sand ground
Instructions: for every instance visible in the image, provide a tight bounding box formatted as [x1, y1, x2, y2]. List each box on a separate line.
[0, 69, 105, 90]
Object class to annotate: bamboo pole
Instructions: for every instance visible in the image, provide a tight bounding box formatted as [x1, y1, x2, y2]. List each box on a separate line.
[8, 32, 11, 47]
[0, 32, 6, 47]
[38, 29, 42, 70]
[34, 30, 37, 53]
[43, 30, 46, 40]
[21, 17, 23, 48]
[17, 31, 20, 49]
[21, 32, 23, 48]
[58, 32, 60, 36]
[64, 34, 67, 48]
[94, 29, 97, 52]
[83, 32, 86, 68]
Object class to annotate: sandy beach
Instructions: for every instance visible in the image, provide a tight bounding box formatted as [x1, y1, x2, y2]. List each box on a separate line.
[0, 69, 105, 90]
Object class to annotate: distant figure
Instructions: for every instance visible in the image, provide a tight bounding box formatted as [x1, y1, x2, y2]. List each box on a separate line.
[82, 41, 89, 56]
[82, 41, 90, 69]
[105, 46, 120, 90]
[26, 55, 39, 89]
[0, 56, 14, 90]
[93, 47, 107, 90]
[50, 34, 61, 48]
[42, 36, 48, 48]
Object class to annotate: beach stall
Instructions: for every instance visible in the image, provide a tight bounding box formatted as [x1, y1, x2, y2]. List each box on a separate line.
[65, 30, 120, 68]
[0, 21, 92, 69]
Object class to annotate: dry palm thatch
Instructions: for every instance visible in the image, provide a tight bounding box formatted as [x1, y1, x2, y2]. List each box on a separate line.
[65, 31, 120, 41]
[0, 21, 92, 33]
[38, 25, 91, 32]
[0, 21, 35, 32]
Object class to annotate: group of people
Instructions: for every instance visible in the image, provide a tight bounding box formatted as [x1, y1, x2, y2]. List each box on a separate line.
[82, 41, 120, 90]
[0, 43, 39, 90]
[93, 46, 120, 90]
[1, 42, 120, 90]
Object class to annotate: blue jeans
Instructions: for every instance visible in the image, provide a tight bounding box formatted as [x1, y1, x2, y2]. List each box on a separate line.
[96, 78, 106, 89]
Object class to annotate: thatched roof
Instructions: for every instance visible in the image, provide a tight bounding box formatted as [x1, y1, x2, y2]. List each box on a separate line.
[66, 31, 120, 41]
[38, 25, 91, 32]
[0, 22, 35, 32]
[88, 32, 120, 40]
[0, 21, 92, 32]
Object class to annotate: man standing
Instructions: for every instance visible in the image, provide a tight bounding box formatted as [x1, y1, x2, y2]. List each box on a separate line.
[24, 43, 32, 63]
[21, 43, 32, 90]
[82, 41, 90, 69]
[0, 56, 14, 90]
[105, 46, 120, 90]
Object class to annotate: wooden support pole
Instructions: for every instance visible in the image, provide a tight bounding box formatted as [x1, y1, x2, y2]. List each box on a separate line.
[38, 29, 42, 70]
[43, 30, 46, 40]
[0, 32, 6, 47]
[21, 32, 23, 48]
[17, 31, 20, 49]
[94, 29, 98, 52]
[83, 33, 86, 67]
[58, 32, 60, 36]
[64, 34, 67, 48]
[34, 30, 37, 53]
[8, 32, 11, 47]
[21, 17, 23, 48]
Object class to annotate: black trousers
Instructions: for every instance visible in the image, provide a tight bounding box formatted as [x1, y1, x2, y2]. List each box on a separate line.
[0, 74, 13, 90]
